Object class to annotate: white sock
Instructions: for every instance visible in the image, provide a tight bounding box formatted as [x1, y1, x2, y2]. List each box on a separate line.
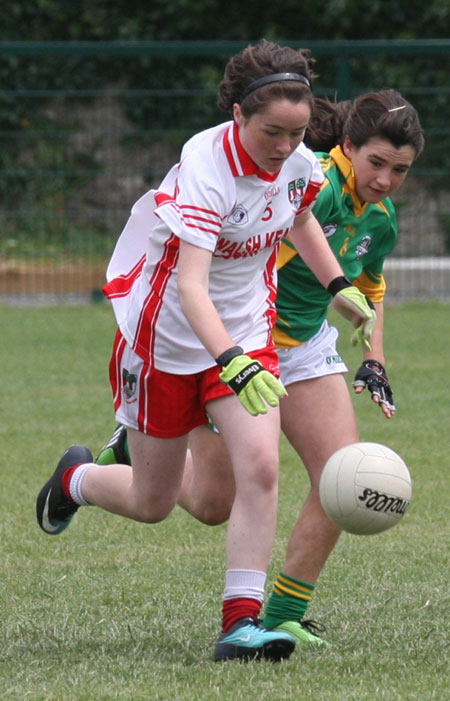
[69, 463, 95, 506]
[223, 569, 266, 602]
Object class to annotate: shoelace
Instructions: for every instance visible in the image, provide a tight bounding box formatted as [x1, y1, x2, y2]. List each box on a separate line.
[300, 619, 326, 637]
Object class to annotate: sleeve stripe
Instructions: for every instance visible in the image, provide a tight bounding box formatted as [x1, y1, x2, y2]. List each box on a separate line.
[296, 178, 323, 214]
[180, 203, 222, 219]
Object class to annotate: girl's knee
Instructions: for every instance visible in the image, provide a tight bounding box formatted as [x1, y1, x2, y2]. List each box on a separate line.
[133, 496, 175, 524]
[242, 452, 279, 491]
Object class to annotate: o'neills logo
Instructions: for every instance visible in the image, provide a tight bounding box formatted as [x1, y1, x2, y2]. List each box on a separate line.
[357, 487, 409, 517]
[228, 363, 262, 394]
[235, 364, 259, 385]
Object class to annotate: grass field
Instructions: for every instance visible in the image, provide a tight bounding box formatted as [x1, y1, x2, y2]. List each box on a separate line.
[1, 301, 449, 700]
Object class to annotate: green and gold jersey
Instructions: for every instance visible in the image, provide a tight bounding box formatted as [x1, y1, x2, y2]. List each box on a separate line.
[274, 145, 398, 348]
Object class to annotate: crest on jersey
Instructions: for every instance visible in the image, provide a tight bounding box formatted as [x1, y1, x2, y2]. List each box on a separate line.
[122, 369, 137, 400]
[323, 223, 338, 238]
[355, 235, 372, 259]
[288, 178, 306, 209]
[227, 204, 248, 225]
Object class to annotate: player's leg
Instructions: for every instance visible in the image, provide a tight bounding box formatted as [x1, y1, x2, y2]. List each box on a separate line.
[177, 424, 235, 525]
[263, 372, 358, 644]
[37, 330, 195, 532]
[82, 429, 189, 521]
[283, 374, 357, 577]
[208, 394, 281, 570]
[97, 421, 235, 525]
[37, 429, 189, 533]
[207, 393, 295, 662]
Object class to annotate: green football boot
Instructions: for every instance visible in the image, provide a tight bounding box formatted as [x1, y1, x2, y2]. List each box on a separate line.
[96, 424, 130, 465]
[274, 619, 329, 647]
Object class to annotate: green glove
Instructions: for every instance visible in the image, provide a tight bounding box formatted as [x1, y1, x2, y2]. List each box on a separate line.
[219, 353, 286, 416]
[350, 315, 377, 350]
[328, 277, 377, 350]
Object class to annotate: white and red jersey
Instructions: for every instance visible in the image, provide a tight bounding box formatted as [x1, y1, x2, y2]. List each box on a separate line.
[104, 121, 324, 374]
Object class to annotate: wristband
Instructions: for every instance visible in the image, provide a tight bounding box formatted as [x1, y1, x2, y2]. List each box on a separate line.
[327, 276, 352, 296]
[215, 345, 244, 367]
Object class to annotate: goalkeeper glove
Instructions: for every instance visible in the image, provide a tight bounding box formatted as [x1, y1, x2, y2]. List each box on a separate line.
[217, 346, 286, 417]
[328, 276, 377, 350]
[353, 360, 396, 413]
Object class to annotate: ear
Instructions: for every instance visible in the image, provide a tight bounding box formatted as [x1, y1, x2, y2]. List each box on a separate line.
[342, 135, 354, 160]
[233, 103, 243, 124]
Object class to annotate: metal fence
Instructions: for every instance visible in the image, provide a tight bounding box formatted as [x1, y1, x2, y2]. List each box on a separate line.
[1, 40, 449, 303]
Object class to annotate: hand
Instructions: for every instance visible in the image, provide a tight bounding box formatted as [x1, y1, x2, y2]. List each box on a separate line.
[350, 314, 377, 350]
[331, 285, 377, 350]
[219, 354, 287, 416]
[353, 360, 396, 418]
[327, 277, 376, 350]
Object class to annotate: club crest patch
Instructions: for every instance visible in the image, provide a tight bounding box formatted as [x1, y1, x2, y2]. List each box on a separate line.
[122, 369, 137, 401]
[322, 223, 338, 238]
[355, 235, 372, 259]
[288, 177, 306, 209]
[227, 204, 248, 225]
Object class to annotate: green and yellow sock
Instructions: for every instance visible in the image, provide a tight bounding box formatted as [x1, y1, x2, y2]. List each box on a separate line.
[262, 572, 315, 629]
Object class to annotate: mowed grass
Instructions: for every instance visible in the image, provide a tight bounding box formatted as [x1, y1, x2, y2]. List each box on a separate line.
[0, 301, 449, 700]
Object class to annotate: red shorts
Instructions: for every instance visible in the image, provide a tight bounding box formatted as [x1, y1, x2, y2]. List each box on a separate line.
[109, 329, 280, 438]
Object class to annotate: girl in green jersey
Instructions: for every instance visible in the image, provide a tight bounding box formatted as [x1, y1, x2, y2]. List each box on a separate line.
[261, 90, 424, 644]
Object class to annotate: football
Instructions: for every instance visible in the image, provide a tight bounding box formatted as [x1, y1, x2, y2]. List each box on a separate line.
[319, 442, 412, 535]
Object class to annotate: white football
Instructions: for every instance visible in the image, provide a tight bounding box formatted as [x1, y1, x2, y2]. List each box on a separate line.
[319, 442, 412, 535]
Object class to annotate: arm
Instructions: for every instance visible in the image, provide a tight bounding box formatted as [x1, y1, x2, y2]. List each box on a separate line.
[363, 301, 385, 365]
[177, 239, 286, 416]
[288, 211, 376, 340]
[288, 210, 342, 288]
[177, 239, 234, 359]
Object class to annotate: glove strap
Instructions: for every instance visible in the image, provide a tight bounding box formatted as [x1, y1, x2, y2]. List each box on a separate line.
[363, 359, 387, 377]
[215, 345, 244, 367]
[227, 361, 264, 394]
[327, 275, 351, 296]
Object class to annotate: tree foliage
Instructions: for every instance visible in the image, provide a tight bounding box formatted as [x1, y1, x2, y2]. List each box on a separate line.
[1, 0, 449, 41]
[1, 1, 449, 247]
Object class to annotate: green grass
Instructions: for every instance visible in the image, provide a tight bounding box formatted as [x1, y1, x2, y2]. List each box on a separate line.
[1, 301, 449, 700]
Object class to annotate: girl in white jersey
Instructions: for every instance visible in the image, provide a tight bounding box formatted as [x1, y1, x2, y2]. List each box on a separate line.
[36, 39, 374, 663]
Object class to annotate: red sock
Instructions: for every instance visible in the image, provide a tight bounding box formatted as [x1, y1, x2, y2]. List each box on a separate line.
[61, 464, 81, 501]
[222, 598, 262, 632]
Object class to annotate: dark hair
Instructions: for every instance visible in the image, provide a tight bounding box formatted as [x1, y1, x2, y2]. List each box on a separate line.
[218, 39, 316, 118]
[305, 89, 425, 158]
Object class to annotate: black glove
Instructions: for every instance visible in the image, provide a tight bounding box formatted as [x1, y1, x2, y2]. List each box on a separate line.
[353, 360, 395, 412]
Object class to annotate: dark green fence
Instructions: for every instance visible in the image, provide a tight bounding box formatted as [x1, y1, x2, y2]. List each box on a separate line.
[1, 40, 449, 302]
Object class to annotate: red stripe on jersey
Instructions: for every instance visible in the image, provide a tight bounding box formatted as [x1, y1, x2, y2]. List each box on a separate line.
[296, 178, 322, 214]
[157, 198, 222, 237]
[232, 122, 257, 175]
[263, 246, 279, 343]
[223, 122, 280, 183]
[223, 125, 240, 177]
[132, 233, 180, 360]
[181, 205, 222, 236]
[180, 203, 221, 219]
[155, 191, 175, 206]
[103, 255, 146, 300]
[137, 362, 151, 433]
[110, 331, 127, 412]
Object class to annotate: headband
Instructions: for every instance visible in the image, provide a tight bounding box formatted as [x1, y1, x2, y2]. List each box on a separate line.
[241, 72, 311, 102]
